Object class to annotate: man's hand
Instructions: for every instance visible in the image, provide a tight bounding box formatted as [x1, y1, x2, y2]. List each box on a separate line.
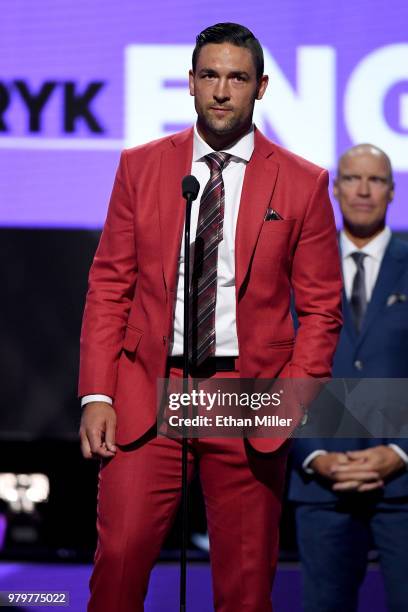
[310, 452, 350, 479]
[331, 446, 404, 492]
[79, 402, 117, 459]
[310, 451, 383, 493]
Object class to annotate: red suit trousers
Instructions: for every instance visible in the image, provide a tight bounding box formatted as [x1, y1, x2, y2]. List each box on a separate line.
[88, 368, 289, 611]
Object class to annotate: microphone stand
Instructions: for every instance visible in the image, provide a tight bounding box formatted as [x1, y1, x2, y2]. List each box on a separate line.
[180, 177, 198, 612]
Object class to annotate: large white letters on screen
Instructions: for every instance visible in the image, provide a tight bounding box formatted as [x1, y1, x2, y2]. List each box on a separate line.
[255, 47, 336, 167]
[345, 44, 408, 171]
[125, 45, 194, 147]
[125, 44, 335, 166]
[125, 44, 408, 171]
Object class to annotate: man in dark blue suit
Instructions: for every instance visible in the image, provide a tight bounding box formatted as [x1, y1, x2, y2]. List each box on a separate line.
[289, 144, 408, 612]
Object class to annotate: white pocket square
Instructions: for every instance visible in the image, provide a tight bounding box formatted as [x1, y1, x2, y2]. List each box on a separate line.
[386, 293, 407, 306]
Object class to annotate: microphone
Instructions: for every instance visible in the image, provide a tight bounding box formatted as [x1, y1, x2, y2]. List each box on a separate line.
[182, 175, 200, 201]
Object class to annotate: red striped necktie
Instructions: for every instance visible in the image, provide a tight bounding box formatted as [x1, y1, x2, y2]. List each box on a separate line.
[189, 152, 231, 366]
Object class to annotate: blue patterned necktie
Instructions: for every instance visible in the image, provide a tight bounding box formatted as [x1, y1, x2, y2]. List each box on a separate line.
[350, 251, 367, 332]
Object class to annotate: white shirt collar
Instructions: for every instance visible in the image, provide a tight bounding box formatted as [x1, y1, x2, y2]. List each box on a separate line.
[340, 226, 392, 262]
[193, 123, 254, 163]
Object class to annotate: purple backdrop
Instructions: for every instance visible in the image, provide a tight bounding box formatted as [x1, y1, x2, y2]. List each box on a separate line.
[1, 1, 407, 228]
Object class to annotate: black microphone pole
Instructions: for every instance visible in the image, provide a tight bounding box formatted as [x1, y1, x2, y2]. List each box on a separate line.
[180, 175, 200, 612]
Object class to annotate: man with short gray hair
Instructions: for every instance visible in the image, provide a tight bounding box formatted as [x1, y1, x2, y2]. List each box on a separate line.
[289, 144, 408, 612]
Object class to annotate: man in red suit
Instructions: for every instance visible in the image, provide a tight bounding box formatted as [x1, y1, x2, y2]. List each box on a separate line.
[79, 23, 342, 611]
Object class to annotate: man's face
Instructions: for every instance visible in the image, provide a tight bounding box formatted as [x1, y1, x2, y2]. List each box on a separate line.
[189, 42, 268, 147]
[334, 150, 394, 237]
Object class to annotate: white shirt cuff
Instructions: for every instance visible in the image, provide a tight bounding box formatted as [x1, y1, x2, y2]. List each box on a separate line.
[81, 394, 113, 407]
[302, 450, 328, 474]
[388, 444, 408, 469]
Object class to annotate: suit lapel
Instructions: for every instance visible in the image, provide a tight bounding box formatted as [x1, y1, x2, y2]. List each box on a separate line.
[235, 129, 279, 294]
[356, 237, 407, 349]
[158, 127, 279, 295]
[158, 128, 193, 292]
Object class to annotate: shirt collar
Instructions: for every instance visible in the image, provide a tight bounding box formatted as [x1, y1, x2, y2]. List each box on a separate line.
[340, 226, 392, 262]
[193, 123, 254, 163]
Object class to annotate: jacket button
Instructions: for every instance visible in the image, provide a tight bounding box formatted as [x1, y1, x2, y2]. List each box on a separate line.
[300, 409, 308, 426]
[354, 359, 363, 371]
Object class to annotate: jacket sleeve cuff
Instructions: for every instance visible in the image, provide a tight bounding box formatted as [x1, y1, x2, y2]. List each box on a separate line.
[81, 394, 113, 407]
[388, 444, 408, 470]
[302, 449, 328, 474]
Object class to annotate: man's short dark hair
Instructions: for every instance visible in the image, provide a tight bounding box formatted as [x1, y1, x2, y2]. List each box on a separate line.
[192, 23, 264, 81]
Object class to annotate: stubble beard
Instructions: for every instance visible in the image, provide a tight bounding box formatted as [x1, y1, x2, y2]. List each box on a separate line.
[200, 111, 240, 136]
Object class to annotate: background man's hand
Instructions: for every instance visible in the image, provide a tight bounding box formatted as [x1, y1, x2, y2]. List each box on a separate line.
[79, 402, 117, 459]
[310, 451, 383, 493]
[310, 452, 350, 479]
[330, 446, 404, 492]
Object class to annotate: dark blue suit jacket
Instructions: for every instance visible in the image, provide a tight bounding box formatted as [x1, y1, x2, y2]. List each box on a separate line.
[289, 235, 408, 502]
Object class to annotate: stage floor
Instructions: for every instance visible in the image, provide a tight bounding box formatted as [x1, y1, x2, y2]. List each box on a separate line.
[0, 561, 387, 611]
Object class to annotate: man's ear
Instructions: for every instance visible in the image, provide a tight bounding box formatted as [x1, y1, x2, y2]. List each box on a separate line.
[333, 178, 339, 200]
[189, 70, 195, 97]
[388, 182, 395, 204]
[256, 75, 269, 100]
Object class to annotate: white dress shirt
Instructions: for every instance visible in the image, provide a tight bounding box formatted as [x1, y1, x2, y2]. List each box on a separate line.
[82, 125, 254, 407]
[171, 125, 254, 356]
[341, 226, 391, 301]
[303, 226, 408, 472]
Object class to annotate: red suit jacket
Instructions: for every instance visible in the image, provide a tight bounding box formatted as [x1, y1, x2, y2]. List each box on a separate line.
[79, 127, 343, 451]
